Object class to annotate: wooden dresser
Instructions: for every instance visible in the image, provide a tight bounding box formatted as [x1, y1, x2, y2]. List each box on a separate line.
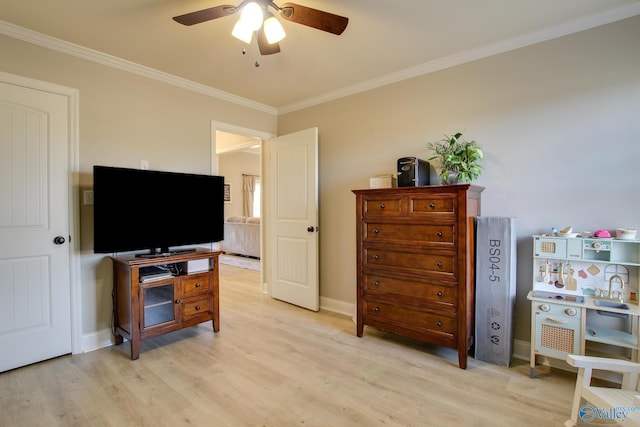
[352, 185, 484, 369]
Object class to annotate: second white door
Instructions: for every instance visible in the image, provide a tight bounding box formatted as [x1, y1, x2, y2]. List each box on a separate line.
[268, 128, 319, 311]
[0, 75, 73, 372]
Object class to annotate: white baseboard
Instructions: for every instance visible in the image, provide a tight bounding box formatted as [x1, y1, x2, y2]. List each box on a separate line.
[513, 338, 531, 362]
[320, 296, 354, 317]
[80, 328, 114, 353]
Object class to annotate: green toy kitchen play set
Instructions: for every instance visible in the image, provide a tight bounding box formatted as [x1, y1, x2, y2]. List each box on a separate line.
[528, 227, 640, 377]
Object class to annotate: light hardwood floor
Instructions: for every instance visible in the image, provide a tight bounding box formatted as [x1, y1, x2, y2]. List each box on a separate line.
[0, 264, 577, 426]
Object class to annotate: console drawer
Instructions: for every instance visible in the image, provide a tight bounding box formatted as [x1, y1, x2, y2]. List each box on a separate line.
[182, 296, 212, 319]
[181, 273, 211, 297]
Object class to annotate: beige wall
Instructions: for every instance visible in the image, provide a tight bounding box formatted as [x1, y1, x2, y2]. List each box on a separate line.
[278, 16, 640, 342]
[2, 15, 639, 350]
[0, 34, 277, 341]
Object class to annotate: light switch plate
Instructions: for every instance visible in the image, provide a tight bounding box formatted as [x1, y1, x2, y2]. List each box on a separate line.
[83, 190, 94, 205]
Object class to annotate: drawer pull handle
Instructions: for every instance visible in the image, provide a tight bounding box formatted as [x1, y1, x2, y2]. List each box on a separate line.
[373, 281, 380, 286]
[175, 299, 181, 304]
[373, 255, 379, 260]
[429, 203, 435, 209]
[545, 317, 568, 325]
[437, 231, 443, 237]
[373, 229, 379, 234]
[195, 306, 201, 311]
[374, 307, 380, 313]
[436, 321, 442, 327]
[436, 291, 443, 297]
[436, 261, 443, 267]
[379, 204, 385, 209]
[195, 283, 201, 288]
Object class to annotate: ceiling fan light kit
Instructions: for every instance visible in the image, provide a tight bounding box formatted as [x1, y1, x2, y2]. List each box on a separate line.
[173, 1, 348, 55]
[263, 13, 286, 44]
[239, 2, 264, 32]
[232, 19, 254, 43]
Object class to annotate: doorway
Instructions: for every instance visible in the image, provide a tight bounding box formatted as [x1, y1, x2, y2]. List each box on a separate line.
[211, 123, 320, 311]
[212, 122, 273, 293]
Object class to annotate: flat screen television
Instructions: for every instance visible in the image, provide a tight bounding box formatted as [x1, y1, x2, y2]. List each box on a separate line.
[93, 165, 224, 255]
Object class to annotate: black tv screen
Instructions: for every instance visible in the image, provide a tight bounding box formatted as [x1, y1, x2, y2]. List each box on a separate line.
[93, 165, 224, 254]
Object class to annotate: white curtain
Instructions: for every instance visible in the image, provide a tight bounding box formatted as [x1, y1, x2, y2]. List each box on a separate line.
[243, 174, 256, 217]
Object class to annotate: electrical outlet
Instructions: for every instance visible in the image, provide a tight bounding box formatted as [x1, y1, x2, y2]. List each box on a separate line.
[141, 160, 149, 170]
[83, 190, 94, 205]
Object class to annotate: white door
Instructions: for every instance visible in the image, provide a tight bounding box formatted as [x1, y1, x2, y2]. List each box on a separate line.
[268, 128, 319, 311]
[0, 79, 72, 372]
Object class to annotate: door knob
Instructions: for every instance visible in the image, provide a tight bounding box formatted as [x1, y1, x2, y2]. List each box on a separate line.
[53, 236, 66, 245]
[307, 226, 318, 232]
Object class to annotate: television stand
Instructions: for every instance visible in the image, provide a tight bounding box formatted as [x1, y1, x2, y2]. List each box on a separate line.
[111, 249, 220, 359]
[135, 247, 197, 258]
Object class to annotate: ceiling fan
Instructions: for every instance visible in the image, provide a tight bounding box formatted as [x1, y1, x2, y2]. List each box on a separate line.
[173, 1, 349, 55]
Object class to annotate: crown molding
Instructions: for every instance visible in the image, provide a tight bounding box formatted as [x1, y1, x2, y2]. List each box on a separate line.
[2, 1, 639, 117]
[277, 3, 640, 114]
[0, 20, 278, 116]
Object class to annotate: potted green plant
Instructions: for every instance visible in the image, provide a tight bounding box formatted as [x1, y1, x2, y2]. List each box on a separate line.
[427, 132, 484, 184]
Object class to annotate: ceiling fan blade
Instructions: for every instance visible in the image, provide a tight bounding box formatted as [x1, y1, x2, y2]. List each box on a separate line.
[173, 5, 236, 26]
[278, 2, 348, 35]
[257, 28, 281, 55]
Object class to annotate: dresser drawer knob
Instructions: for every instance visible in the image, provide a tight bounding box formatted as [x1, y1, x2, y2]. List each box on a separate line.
[175, 299, 181, 304]
[436, 291, 443, 297]
[436, 321, 442, 327]
[379, 204, 385, 209]
[195, 283, 201, 288]
[373, 281, 380, 286]
[374, 307, 380, 313]
[429, 203, 435, 209]
[373, 255, 379, 260]
[436, 261, 443, 267]
[373, 228, 379, 234]
[195, 305, 201, 311]
[437, 231, 443, 237]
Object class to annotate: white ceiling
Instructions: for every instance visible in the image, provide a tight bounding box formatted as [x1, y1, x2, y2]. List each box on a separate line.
[1, 0, 639, 112]
[216, 130, 261, 154]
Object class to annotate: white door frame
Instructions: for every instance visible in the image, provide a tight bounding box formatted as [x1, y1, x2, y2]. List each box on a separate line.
[211, 121, 275, 294]
[0, 71, 81, 355]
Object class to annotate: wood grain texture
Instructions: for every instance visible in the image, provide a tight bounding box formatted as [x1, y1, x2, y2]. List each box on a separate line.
[353, 185, 483, 369]
[0, 264, 575, 426]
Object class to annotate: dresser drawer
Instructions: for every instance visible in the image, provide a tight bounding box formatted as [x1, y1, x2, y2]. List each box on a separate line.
[364, 222, 455, 246]
[364, 246, 456, 278]
[364, 273, 456, 307]
[362, 196, 404, 217]
[181, 273, 211, 297]
[409, 194, 456, 217]
[182, 296, 212, 319]
[365, 299, 456, 337]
